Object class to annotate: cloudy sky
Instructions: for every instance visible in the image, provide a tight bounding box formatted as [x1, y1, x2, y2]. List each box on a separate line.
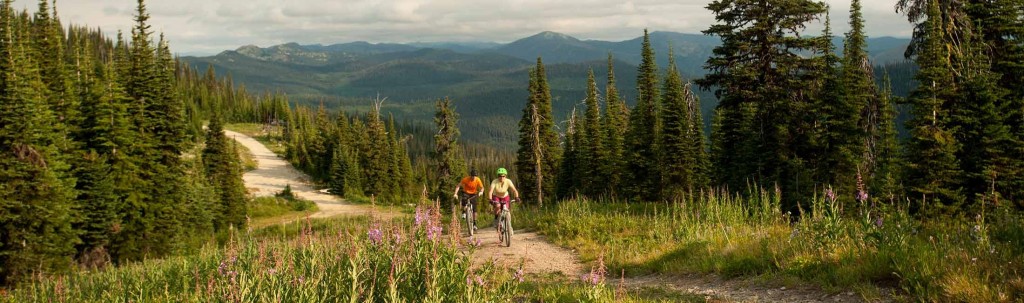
[11, 0, 913, 56]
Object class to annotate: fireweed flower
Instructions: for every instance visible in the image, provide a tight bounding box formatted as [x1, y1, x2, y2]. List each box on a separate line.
[368, 228, 383, 245]
[856, 190, 869, 203]
[414, 206, 427, 227]
[825, 188, 836, 203]
[475, 275, 485, 287]
[874, 217, 884, 228]
[514, 267, 525, 282]
[427, 225, 443, 241]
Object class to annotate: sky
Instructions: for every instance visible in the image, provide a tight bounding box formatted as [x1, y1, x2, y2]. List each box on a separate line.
[11, 0, 914, 56]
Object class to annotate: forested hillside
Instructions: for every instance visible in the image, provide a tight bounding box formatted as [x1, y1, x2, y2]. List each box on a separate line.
[181, 32, 914, 148]
[0, 0, 245, 283]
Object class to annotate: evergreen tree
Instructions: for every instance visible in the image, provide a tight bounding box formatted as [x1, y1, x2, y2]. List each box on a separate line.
[363, 104, 391, 200]
[601, 55, 628, 198]
[202, 113, 247, 230]
[950, 20, 1013, 208]
[0, 0, 77, 282]
[557, 109, 581, 199]
[658, 50, 696, 198]
[698, 0, 827, 209]
[514, 58, 561, 205]
[872, 73, 901, 202]
[580, 69, 603, 197]
[624, 29, 661, 201]
[837, 2, 874, 193]
[903, 0, 964, 212]
[433, 97, 466, 201]
[688, 79, 711, 190]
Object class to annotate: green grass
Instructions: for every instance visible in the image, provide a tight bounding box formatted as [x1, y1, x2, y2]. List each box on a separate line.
[515, 190, 1024, 301]
[234, 140, 258, 171]
[2, 204, 695, 302]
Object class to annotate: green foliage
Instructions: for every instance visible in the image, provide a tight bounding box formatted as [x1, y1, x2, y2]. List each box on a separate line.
[203, 114, 249, 231]
[623, 30, 661, 202]
[515, 58, 562, 205]
[698, 0, 828, 210]
[600, 55, 629, 198]
[248, 196, 317, 218]
[0, 0, 77, 283]
[432, 97, 467, 201]
[517, 191, 1024, 301]
[2, 211, 524, 303]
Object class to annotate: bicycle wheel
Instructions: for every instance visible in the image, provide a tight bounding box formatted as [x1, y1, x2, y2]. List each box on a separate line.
[503, 211, 512, 247]
[464, 204, 474, 237]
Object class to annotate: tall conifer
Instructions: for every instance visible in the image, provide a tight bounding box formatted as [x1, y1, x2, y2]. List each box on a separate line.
[601, 55, 628, 197]
[580, 69, 603, 197]
[904, 0, 963, 212]
[624, 29, 661, 201]
[515, 58, 561, 204]
[0, 0, 77, 282]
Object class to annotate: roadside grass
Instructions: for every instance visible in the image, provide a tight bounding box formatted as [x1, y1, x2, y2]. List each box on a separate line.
[515, 190, 1024, 301]
[234, 140, 258, 171]
[247, 195, 319, 228]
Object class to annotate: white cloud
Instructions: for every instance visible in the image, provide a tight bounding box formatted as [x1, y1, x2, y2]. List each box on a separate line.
[11, 0, 913, 56]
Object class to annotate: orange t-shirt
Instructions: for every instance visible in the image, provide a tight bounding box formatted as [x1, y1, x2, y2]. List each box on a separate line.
[459, 176, 484, 195]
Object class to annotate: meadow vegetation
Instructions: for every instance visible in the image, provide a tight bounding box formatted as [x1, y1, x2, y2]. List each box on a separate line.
[514, 189, 1024, 301]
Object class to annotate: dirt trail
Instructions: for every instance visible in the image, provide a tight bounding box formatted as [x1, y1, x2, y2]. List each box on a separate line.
[225, 129, 387, 219]
[227, 129, 873, 302]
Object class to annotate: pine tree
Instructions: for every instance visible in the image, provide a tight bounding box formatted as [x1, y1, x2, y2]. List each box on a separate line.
[950, 19, 1013, 208]
[601, 55, 628, 198]
[688, 79, 711, 190]
[203, 113, 247, 230]
[0, 0, 77, 282]
[580, 69, 603, 197]
[871, 72, 901, 202]
[658, 50, 695, 199]
[624, 29, 661, 201]
[557, 109, 581, 199]
[433, 97, 466, 201]
[515, 58, 561, 205]
[73, 43, 133, 259]
[698, 0, 827, 209]
[838, 1, 875, 193]
[904, 0, 964, 212]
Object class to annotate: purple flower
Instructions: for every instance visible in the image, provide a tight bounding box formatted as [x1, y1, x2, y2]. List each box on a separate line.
[368, 228, 383, 245]
[268, 268, 277, 275]
[874, 217, 883, 228]
[427, 225, 443, 241]
[218, 261, 228, 276]
[856, 190, 869, 203]
[514, 267, 525, 283]
[415, 207, 426, 227]
[825, 188, 836, 203]
[466, 276, 473, 286]
[475, 275, 485, 287]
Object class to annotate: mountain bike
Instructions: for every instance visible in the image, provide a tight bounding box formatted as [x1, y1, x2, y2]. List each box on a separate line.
[459, 193, 478, 237]
[495, 199, 514, 247]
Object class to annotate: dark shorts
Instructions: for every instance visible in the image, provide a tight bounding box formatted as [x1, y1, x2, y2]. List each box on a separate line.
[459, 192, 479, 208]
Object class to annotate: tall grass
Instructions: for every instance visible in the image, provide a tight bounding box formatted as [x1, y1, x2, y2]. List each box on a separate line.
[518, 189, 1024, 301]
[2, 206, 519, 303]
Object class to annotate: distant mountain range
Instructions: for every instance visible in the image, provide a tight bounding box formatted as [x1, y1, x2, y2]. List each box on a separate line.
[181, 31, 911, 147]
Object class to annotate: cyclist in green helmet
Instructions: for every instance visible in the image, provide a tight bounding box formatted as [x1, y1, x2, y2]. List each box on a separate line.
[488, 167, 519, 225]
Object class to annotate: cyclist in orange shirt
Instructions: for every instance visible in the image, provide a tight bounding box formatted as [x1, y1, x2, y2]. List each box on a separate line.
[453, 169, 484, 230]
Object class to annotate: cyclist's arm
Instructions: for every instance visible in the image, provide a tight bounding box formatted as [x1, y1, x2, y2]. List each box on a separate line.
[509, 181, 520, 201]
[453, 184, 461, 198]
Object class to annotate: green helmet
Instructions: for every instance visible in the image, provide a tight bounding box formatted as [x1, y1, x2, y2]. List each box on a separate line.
[496, 167, 507, 176]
